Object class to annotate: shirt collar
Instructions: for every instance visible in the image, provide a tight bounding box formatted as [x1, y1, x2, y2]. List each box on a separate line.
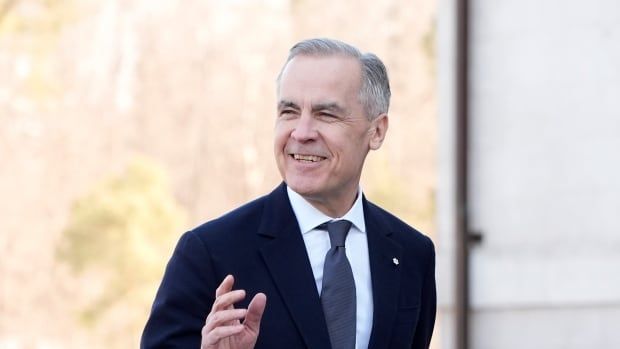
[287, 185, 366, 234]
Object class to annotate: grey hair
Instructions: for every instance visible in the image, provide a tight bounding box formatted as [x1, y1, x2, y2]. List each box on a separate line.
[276, 38, 391, 120]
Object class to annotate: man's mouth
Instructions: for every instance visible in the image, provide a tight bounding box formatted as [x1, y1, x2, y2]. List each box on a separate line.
[291, 154, 326, 163]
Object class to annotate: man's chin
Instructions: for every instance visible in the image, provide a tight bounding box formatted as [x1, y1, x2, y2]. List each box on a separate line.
[285, 179, 323, 197]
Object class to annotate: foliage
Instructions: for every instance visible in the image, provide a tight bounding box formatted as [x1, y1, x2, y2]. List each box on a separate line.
[56, 157, 186, 331]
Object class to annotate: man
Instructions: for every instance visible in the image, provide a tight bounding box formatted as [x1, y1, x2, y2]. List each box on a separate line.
[141, 38, 436, 349]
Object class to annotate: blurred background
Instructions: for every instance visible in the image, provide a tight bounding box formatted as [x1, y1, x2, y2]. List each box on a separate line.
[2, 0, 620, 348]
[0, 0, 437, 348]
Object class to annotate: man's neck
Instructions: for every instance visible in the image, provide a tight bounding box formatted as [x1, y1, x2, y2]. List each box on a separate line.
[299, 190, 359, 218]
[286, 185, 367, 236]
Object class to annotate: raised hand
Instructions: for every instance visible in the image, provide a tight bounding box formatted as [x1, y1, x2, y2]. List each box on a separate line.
[201, 275, 267, 349]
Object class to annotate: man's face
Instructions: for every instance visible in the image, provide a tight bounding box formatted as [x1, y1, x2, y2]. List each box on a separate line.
[274, 55, 387, 215]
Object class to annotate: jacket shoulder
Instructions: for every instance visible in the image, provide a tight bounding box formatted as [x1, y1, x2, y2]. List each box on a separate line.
[191, 193, 268, 241]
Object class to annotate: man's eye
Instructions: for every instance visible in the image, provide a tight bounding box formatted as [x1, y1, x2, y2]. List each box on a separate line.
[319, 113, 339, 120]
[279, 110, 296, 117]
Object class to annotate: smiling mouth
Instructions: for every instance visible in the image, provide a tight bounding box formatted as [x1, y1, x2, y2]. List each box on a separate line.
[290, 154, 326, 163]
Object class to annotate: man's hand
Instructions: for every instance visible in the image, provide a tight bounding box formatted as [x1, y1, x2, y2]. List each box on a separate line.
[201, 275, 267, 349]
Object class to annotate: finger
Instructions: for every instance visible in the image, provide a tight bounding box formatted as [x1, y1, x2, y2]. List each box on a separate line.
[215, 275, 234, 298]
[204, 308, 247, 332]
[211, 289, 246, 313]
[243, 293, 267, 333]
[202, 324, 245, 347]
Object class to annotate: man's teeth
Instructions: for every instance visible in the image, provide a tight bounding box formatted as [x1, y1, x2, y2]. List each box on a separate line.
[293, 154, 324, 162]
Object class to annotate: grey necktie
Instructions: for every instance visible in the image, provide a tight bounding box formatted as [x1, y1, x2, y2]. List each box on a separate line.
[320, 220, 356, 349]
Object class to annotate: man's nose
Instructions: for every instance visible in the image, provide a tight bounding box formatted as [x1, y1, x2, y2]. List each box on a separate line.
[290, 113, 317, 142]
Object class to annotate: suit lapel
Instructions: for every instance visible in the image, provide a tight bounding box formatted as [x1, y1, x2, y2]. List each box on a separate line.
[364, 199, 403, 349]
[258, 184, 331, 349]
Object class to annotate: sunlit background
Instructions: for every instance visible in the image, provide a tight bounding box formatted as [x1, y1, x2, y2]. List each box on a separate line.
[5, 1, 619, 348]
[0, 0, 437, 348]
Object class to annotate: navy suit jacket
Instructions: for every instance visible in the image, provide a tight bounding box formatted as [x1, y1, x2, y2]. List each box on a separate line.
[141, 183, 436, 348]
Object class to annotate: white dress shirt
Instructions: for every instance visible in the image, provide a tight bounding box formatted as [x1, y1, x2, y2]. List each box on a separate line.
[287, 187, 373, 349]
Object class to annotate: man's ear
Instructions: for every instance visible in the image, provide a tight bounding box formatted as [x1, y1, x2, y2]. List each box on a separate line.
[368, 114, 388, 150]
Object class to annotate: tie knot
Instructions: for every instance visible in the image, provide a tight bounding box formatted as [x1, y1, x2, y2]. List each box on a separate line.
[325, 220, 352, 247]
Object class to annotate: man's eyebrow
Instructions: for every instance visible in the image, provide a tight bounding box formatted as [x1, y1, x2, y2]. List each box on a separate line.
[312, 102, 347, 115]
[277, 100, 300, 111]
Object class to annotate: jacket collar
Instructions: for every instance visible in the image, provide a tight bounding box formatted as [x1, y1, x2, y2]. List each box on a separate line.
[257, 183, 332, 348]
[363, 198, 403, 349]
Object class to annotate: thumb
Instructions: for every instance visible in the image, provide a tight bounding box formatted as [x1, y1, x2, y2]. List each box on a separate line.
[243, 293, 267, 333]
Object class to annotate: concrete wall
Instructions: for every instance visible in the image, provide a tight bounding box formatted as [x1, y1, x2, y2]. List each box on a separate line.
[438, 0, 620, 348]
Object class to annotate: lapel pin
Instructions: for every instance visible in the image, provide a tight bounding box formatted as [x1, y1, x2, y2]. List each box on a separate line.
[392, 258, 399, 265]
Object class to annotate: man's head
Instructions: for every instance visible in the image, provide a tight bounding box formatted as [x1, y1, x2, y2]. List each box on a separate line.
[277, 38, 391, 120]
[274, 38, 390, 216]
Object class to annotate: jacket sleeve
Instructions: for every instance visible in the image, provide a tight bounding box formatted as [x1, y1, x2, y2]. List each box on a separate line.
[411, 237, 437, 349]
[141, 230, 218, 348]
